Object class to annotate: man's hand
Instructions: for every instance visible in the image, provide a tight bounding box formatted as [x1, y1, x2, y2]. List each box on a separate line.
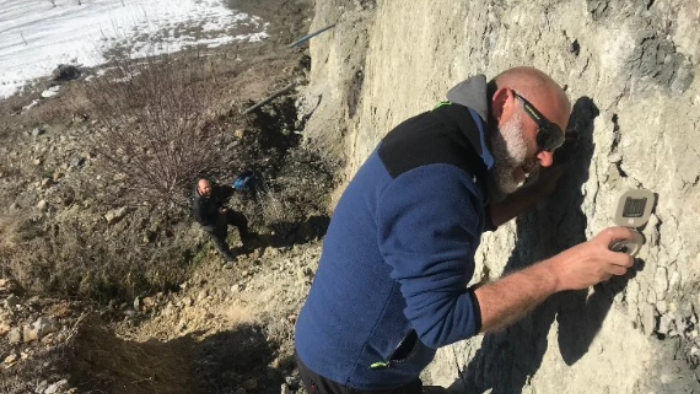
[474, 226, 635, 333]
[544, 226, 635, 291]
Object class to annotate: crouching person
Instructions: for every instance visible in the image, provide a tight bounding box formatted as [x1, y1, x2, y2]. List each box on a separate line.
[192, 178, 250, 264]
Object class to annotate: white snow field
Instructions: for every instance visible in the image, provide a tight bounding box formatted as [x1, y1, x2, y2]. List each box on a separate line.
[0, 0, 268, 99]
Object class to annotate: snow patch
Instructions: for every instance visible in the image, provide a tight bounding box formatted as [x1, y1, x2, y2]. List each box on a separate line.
[0, 0, 269, 100]
[41, 85, 61, 98]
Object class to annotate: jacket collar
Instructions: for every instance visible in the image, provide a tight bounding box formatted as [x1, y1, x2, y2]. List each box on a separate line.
[445, 74, 507, 202]
[445, 75, 495, 171]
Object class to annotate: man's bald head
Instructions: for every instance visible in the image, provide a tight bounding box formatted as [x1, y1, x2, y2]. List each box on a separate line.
[197, 178, 212, 197]
[490, 66, 571, 132]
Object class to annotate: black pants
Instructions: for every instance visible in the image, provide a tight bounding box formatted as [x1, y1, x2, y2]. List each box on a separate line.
[295, 353, 425, 394]
[202, 210, 250, 259]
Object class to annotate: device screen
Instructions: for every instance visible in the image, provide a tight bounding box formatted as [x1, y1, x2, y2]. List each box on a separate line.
[622, 197, 647, 218]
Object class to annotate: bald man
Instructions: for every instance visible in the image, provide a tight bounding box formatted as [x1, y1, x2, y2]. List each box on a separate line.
[294, 67, 636, 394]
[192, 178, 250, 264]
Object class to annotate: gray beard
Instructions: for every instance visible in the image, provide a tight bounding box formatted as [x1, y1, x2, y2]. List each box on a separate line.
[489, 111, 533, 195]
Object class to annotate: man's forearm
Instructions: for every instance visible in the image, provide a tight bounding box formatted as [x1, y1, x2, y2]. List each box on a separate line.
[473, 258, 559, 332]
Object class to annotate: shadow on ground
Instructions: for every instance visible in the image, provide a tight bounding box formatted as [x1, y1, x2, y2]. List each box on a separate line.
[65, 317, 292, 394]
[449, 97, 645, 394]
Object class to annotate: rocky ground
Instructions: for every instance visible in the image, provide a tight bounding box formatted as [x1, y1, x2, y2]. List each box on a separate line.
[0, 1, 332, 393]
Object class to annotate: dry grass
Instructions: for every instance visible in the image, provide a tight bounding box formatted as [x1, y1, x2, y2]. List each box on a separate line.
[0, 213, 196, 302]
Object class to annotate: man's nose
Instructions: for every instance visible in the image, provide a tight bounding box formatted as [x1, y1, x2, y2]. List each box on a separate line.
[536, 150, 554, 167]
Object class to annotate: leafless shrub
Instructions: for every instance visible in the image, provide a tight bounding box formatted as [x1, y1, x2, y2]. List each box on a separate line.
[258, 181, 289, 226]
[86, 52, 220, 208]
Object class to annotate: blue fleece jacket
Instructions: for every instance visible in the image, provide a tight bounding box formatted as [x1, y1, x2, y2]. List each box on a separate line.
[295, 77, 496, 390]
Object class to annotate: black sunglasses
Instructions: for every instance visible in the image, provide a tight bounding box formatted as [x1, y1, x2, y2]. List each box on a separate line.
[512, 92, 564, 152]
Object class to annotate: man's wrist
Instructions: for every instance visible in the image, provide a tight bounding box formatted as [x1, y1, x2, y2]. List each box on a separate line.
[532, 258, 561, 294]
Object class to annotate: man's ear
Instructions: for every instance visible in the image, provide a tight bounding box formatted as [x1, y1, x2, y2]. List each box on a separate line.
[491, 86, 513, 124]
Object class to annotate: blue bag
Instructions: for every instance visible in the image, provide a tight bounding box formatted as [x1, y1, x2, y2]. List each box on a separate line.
[232, 171, 256, 190]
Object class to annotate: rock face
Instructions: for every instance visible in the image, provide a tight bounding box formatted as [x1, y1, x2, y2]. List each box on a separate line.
[304, 1, 700, 393]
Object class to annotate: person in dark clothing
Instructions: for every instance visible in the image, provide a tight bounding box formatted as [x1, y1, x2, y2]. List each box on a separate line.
[192, 178, 250, 263]
[294, 67, 636, 394]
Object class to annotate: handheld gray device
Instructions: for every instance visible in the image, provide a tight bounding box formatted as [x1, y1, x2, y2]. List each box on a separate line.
[609, 189, 655, 257]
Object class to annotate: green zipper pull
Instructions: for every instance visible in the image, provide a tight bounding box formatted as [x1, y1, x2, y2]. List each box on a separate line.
[433, 101, 452, 110]
[369, 361, 391, 370]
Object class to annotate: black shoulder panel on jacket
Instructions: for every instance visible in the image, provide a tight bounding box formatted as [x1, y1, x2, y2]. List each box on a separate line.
[378, 104, 487, 182]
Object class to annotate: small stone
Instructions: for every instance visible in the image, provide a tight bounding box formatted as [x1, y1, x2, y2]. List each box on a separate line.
[23, 325, 36, 343]
[0, 322, 10, 335]
[183, 297, 194, 307]
[0, 278, 17, 293]
[8, 327, 22, 344]
[4, 295, 20, 310]
[69, 156, 85, 168]
[231, 284, 242, 293]
[40, 178, 52, 189]
[281, 383, 291, 394]
[36, 380, 49, 394]
[234, 129, 245, 139]
[657, 300, 668, 314]
[37, 200, 48, 211]
[44, 379, 68, 394]
[31, 127, 44, 137]
[104, 207, 129, 225]
[133, 297, 141, 310]
[41, 332, 57, 344]
[33, 158, 43, 166]
[52, 171, 64, 182]
[27, 317, 57, 342]
[142, 297, 155, 308]
[243, 379, 258, 391]
[3, 353, 17, 365]
[197, 289, 209, 302]
[284, 376, 300, 386]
